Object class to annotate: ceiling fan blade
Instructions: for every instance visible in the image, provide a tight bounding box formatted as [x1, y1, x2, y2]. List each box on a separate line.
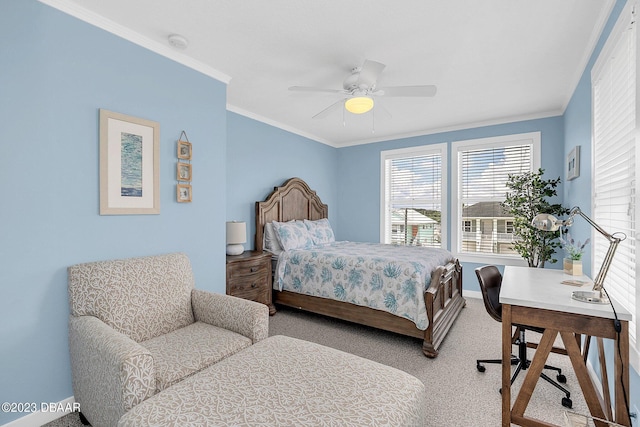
[357, 60, 386, 88]
[377, 85, 437, 97]
[312, 99, 346, 119]
[289, 86, 346, 95]
[374, 103, 392, 120]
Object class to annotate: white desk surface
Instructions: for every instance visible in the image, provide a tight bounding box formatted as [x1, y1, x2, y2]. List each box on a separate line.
[500, 265, 631, 321]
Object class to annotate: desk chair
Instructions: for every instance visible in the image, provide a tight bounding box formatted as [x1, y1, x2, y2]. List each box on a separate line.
[474, 265, 573, 409]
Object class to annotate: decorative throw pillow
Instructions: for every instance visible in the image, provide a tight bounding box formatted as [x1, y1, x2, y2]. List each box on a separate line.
[272, 220, 314, 251]
[304, 218, 336, 245]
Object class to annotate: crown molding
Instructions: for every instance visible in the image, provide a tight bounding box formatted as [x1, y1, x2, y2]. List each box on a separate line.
[38, 0, 231, 84]
[334, 109, 564, 148]
[226, 104, 338, 148]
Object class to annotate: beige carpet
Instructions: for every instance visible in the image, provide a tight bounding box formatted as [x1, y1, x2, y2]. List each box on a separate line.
[44, 297, 589, 426]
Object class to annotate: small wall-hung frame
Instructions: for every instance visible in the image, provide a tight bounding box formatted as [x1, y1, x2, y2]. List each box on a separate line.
[177, 140, 192, 160]
[177, 162, 192, 182]
[99, 109, 160, 215]
[567, 146, 580, 181]
[177, 183, 192, 203]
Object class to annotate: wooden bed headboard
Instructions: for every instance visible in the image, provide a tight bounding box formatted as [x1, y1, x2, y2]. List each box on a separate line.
[255, 177, 328, 251]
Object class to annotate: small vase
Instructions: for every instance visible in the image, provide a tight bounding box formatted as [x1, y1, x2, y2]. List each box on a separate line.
[563, 258, 582, 276]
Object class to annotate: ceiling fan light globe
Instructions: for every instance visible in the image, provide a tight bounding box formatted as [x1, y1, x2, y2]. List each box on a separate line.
[345, 96, 374, 114]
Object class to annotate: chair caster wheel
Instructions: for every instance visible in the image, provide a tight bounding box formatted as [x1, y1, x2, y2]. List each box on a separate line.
[562, 397, 573, 409]
[477, 364, 486, 373]
[557, 374, 567, 383]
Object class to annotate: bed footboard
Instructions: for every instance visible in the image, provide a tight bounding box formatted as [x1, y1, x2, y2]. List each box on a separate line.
[422, 259, 465, 358]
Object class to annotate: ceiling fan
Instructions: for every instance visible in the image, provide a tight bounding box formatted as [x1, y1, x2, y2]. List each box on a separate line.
[289, 59, 437, 119]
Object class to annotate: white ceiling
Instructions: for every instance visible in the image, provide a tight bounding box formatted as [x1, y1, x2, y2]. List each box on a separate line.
[43, 0, 614, 147]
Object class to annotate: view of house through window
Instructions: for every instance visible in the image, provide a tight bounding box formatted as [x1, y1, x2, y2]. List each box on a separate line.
[381, 144, 446, 248]
[452, 133, 539, 261]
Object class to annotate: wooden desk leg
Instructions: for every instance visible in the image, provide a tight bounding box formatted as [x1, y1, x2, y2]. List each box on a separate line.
[502, 304, 512, 427]
[615, 321, 631, 426]
[596, 337, 612, 420]
[559, 331, 610, 427]
[511, 328, 558, 422]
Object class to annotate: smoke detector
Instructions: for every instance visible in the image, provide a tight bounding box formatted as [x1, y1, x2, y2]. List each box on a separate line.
[168, 34, 189, 49]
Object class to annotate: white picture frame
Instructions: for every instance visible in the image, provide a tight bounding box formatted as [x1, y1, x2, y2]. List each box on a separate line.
[99, 109, 160, 215]
[567, 146, 580, 181]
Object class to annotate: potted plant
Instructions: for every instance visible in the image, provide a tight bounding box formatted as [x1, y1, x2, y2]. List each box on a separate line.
[560, 232, 589, 275]
[501, 168, 570, 268]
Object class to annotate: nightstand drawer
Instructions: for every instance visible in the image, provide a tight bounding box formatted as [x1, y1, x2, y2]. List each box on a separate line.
[228, 279, 270, 301]
[226, 251, 275, 315]
[227, 259, 269, 279]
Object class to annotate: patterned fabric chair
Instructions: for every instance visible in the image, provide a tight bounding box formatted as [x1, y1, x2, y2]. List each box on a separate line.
[68, 252, 269, 427]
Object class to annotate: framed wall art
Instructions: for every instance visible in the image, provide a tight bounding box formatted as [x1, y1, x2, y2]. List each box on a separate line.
[177, 183, 192, 203]
[177, 162, 192, 182]
[99, 109, 160, 215]
[567, 145, 580, 181]
[176, 131, 193, 202]
[177, 139, 192, 160]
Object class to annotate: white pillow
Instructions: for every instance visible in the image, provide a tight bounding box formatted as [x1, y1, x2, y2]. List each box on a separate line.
[272, 220, 314, 251]
[264, 222, 284, 254]
[304, 218, 336, 245]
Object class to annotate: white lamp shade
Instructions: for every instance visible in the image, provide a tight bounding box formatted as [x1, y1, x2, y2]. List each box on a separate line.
[226, 221, 246, 255]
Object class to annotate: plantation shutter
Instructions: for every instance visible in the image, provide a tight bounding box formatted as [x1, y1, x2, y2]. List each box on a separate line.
[458, 143, 533, 255]
[383, 149, 443, 248]
[592, 8, 638, 343]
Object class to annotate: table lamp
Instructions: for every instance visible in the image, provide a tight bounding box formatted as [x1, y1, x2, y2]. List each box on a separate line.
[531, 206, 625, 304]
[226, 221, 246, 255]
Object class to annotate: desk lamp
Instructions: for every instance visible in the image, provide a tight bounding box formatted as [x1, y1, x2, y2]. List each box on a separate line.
[531, 206, 626, 304]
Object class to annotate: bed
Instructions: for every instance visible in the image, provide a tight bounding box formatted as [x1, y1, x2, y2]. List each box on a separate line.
[255, 177, 465, 357]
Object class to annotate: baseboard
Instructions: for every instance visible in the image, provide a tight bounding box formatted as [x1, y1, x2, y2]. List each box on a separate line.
[464, 290, 481, 300]
[1, 396, 77, 427]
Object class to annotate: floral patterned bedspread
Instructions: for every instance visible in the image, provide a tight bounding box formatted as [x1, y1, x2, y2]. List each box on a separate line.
[274, 241, 455, 330]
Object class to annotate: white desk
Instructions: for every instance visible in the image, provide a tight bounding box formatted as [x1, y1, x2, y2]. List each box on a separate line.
[500, 266, 631, 427]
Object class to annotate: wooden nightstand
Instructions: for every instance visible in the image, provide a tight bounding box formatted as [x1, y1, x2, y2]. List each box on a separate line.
[226, 251, 276, 315]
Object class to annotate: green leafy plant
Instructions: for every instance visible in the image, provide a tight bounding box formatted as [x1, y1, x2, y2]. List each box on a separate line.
[501, 168, 569, 268]
[560, 233, 589, 261]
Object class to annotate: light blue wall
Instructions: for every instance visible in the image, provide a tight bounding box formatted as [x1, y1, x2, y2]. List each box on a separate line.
[0, 1, 227, 424]
[336, 116, 565, 290]
[563, 0, 627, 279]
[226, 112, 338, 250]
[562, 0, 639, 416]
[3, 0, 638, 424]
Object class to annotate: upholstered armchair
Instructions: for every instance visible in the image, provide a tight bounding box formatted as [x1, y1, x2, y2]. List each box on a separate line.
[67, 252, 269, 427]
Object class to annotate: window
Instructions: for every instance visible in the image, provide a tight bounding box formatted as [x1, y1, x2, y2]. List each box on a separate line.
[506, 220, 514, 234]
[591, 0, 639, 368]
[380, 143, 447, 248]
[451, 132, 540, 264]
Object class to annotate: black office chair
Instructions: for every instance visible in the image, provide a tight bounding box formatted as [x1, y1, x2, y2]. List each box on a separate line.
[475, 265, 573, 409]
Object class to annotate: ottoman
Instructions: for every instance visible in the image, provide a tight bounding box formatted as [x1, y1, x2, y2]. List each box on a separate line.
[118, 335, 426, 426]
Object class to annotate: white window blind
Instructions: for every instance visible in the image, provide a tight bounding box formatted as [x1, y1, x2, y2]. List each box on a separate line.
[592, 5, 638, 346]
[456, 139, 534, 257]
[381, 145, 446, 248]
